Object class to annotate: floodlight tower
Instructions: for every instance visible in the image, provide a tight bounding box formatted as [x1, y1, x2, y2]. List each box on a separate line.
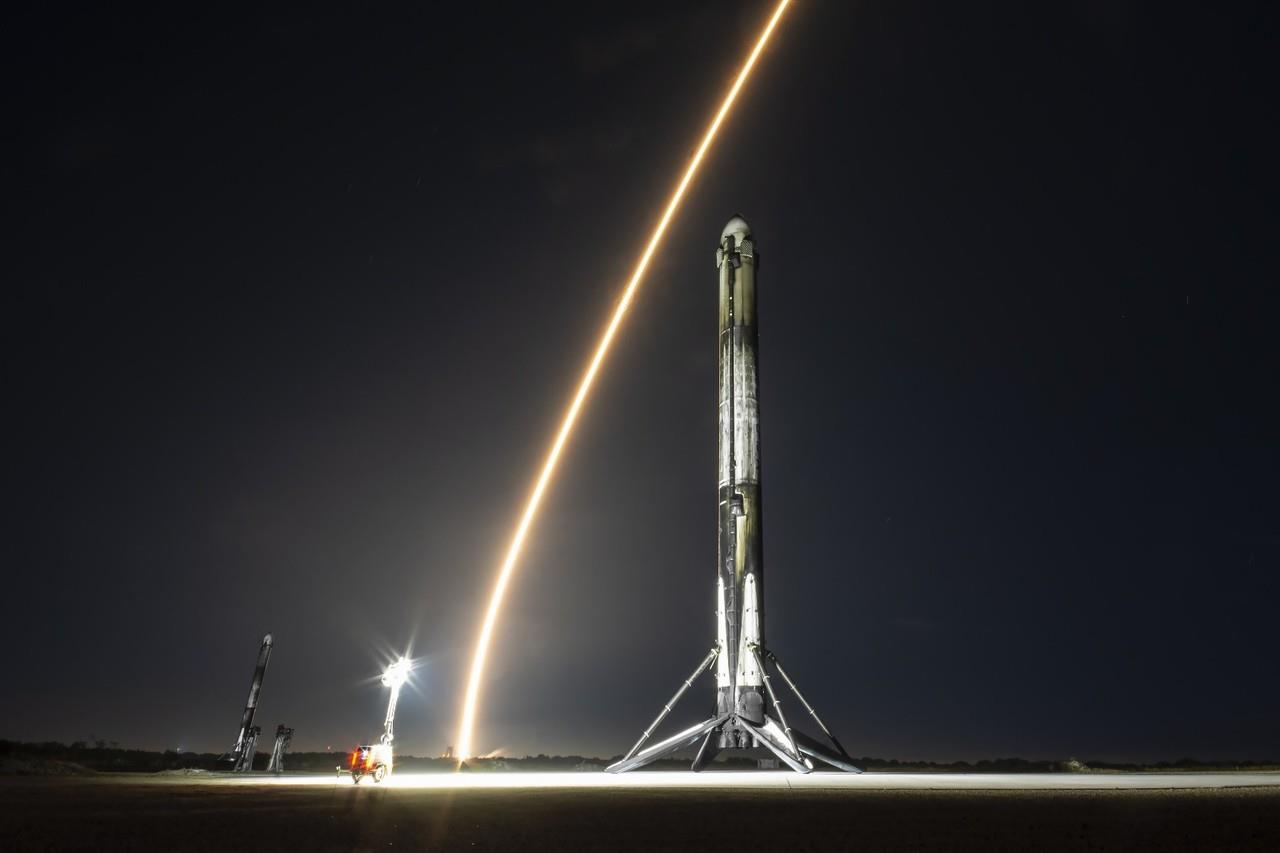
[342, 655, 413, 784]
[380, 656, 412, 746]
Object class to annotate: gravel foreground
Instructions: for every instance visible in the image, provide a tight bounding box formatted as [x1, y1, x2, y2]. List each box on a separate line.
[4, 775, 1279, 852]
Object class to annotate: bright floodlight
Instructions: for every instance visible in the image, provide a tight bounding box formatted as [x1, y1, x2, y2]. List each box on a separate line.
[382, 656, 412, 689]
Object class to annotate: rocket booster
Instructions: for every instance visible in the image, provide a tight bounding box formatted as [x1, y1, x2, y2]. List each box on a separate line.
[237, 633, 272, 737]
[606, 215, 859, 774]
[607, 214, 859, 774]
[229, 633, 272, 769]
[715, 215, 766, 744]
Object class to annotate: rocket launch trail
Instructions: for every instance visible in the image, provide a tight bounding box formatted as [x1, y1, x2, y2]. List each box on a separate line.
[455, 0, 794, 761]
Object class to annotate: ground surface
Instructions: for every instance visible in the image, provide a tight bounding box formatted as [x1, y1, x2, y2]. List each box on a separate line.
[4, 771, 1279, 852]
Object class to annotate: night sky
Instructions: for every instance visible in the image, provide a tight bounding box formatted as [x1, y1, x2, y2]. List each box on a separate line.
[8, 2, 1278, 762]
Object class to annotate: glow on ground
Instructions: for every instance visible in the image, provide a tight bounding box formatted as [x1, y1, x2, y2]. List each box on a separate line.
[155, 772, 1280, 791]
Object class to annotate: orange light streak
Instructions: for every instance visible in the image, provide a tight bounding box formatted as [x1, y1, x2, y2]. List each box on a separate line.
[456, 0, 793, 761]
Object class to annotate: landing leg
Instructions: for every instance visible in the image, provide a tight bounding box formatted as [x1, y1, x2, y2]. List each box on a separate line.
[792, 728, 863, 773]
[737, 717, 811, 773]
[613, 647, 718, 767]
[606, 713, 730, 773]
[691, 729, 719, 771]
[765, 649, 859, 769]
[750, 644, 802, 762]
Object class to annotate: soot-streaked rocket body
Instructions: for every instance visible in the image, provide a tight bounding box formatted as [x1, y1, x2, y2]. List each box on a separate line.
[608, 217, 859, 774]
[224, 633, 273, 773]
[714, 215, 766, 744]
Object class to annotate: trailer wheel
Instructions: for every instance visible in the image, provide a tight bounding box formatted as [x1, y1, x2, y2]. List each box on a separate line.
[373, 765, 387, 783]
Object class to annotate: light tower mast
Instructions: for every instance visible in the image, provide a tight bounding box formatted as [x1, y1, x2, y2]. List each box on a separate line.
[342, 655, 413, 784]
[381, 656, 412, 746]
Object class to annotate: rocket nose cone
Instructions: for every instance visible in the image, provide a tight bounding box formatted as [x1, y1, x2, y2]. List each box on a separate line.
[721, 214, 751, 242]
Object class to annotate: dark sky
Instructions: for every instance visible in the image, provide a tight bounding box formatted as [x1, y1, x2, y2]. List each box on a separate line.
[7, 1, 1278, 762]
